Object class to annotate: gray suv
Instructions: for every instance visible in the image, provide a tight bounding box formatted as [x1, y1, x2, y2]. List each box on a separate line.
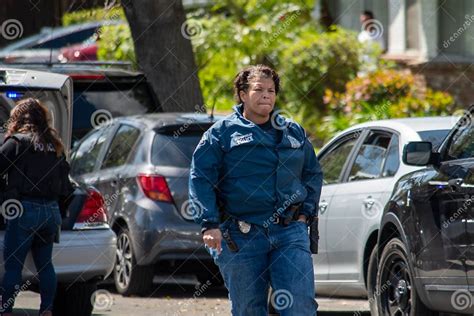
[70, 113, 222, 296]
[0, 68, 116, 316]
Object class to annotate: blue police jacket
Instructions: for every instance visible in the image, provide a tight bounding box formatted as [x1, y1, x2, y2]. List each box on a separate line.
[189, 104, 323, 231]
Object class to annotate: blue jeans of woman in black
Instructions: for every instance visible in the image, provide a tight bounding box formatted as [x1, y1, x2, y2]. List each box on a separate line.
[1, 198, 61, 314]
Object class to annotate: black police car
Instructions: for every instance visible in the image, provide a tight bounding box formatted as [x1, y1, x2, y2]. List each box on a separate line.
[375, 107, 474, 315]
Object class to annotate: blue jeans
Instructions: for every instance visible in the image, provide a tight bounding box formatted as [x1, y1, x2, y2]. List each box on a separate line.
[1, 198, 61, 313]
[213, 220, 317, 316]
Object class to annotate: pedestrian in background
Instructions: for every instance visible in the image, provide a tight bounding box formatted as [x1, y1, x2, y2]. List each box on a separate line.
[189, 65, 323, 316]
[0, 98, 74, 316]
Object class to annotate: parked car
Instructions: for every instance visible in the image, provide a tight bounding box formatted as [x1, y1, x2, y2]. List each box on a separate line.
[311, 117, 456, 307]
[0, 21, 122, 63]
[0, 67, 116, 315]
[58, 40, 98, 63]
[69, 113, 222, 295]
[375, 108, 474, 315]
[1, 62, 161, 145]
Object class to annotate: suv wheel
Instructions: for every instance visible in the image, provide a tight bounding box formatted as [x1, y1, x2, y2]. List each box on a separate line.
[376, 238, 438, 316]
[53, 282, 96, 316]
[114, 227, 154, 296]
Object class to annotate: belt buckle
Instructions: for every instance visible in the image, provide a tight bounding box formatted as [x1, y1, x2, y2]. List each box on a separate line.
[238, 220, 251, 234]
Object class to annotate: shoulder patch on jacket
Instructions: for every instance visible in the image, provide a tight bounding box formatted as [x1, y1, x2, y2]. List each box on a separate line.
[287, 135, 302, 148]
[230, 132, 254, 148]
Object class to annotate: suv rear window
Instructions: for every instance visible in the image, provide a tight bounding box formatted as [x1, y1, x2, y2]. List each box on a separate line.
[72, 81, 157, 143]
[417, 130, 450, 149]
[152, 132, 204, 168]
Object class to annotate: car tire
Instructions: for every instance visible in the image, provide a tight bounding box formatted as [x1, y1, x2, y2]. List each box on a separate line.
[114, 227, 154, 296]
[376, 238, 438, 316]
[53, 282, 96, 316]
[367, 246, 379, 315]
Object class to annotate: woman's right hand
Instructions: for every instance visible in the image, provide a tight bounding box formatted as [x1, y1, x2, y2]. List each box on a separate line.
[203, 228, 222, 254]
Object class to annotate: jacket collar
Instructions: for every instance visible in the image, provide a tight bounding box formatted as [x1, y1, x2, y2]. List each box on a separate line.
[232, 103, 285, 126]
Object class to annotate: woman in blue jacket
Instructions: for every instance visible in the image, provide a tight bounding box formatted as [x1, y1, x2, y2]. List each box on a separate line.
[189, 65, 323, 316]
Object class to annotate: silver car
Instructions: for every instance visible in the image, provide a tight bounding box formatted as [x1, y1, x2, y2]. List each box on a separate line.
[313, 117, 457, 305]
[0, 68, 116, 316]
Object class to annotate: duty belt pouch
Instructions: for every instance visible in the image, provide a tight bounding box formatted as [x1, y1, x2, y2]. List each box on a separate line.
[309, 216, 319, 254]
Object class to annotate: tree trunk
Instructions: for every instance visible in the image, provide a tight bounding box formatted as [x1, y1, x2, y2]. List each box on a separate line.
[122, 0, 204, 112]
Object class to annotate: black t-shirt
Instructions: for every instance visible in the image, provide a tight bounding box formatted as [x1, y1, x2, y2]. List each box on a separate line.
[257, 119, 282, 143]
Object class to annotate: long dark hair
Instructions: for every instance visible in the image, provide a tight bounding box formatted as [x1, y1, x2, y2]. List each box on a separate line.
[6, 98, 64, 157]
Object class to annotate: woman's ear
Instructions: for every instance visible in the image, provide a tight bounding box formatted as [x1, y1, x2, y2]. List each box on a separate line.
[239, 90, 247, 104]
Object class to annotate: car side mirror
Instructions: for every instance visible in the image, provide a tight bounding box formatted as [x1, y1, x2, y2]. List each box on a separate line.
[403, 142, 433, 166]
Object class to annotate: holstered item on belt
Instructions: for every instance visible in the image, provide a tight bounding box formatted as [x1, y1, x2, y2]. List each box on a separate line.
[222, 229, 239, 252]
[281, 203, 302, 226]
[309, 216, 319, 254]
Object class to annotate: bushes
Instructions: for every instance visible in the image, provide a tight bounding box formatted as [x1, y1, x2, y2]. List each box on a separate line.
[319, 69, 457, 142]
[61, 4, 457, 145]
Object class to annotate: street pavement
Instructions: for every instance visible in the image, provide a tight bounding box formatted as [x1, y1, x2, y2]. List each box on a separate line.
[9, 277, 371, 316]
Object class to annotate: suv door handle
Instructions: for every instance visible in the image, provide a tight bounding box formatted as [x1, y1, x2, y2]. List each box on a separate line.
[319, 201, 329, 214]
[363, 197, 375, 209]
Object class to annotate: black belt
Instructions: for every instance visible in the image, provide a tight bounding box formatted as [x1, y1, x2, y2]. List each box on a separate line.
[273, 203, 302, 226]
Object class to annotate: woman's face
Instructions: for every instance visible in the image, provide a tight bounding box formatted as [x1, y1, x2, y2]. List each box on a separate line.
[240, 77, 276, 118]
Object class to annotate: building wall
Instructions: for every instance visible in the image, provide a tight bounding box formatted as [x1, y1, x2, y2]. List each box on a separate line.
[330, 0, 474, 107]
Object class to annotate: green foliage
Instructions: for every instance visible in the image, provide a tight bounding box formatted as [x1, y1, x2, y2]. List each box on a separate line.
[189, 0, 363, 137]
[62, 6, 135, 66]
[61, 3, 456, 146]
[62, 6, 125, 25]
[96, 23, 136, 65]
[320, 69, 458, 142]
[190, 1, 320, 111]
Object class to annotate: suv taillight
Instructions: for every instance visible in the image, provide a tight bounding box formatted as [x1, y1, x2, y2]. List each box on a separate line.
[137, 174, 173, 203]
[73, 188, 108, 230]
